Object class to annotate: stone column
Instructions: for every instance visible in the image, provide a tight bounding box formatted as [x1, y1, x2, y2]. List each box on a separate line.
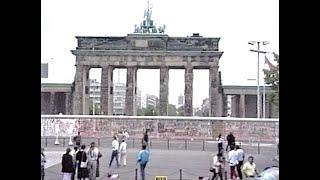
[222, 94, 228, 117]
[65, 92, 71, 115]
[184, 65, 193, 116]
[100, 66, 114, 115]
[159, 66, 169, 116]
[50, 92, 55, 114]
[239, 94, 246, 118]
[230, 95, 238, 117]
[209, 66, 221, 117]
[72, 65, 89, 115]
[83, 66, 90, 115]
[73, 65, 84, 114]
[125, 66, 137, 116]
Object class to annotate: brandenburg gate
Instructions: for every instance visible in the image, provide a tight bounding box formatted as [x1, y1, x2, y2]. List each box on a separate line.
[71, 5, 224, 117]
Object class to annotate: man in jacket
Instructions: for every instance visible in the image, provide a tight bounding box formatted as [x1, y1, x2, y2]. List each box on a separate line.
[137, 144, 150, 180]
[62, 148, 75, 180]
[226, 132, 235, 151]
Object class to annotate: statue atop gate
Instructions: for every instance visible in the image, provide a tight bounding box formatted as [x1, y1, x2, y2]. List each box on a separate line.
[134, 0, 166, 34]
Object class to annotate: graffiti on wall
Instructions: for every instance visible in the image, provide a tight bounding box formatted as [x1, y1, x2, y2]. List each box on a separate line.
[41, 118, 79, 137]
[41, 116, 278, 142]
[224, 121, 278, 142]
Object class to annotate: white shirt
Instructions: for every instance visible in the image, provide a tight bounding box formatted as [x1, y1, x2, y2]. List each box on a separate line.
[216, 137, 224, 144]
[236, 148, 245, 161]
[212, 155, 223, 171]
[123, 132, 129, 139]
[87, 147, 99, 161]
[119, 142, 127, 154]
[112, 140, 119, 151]
[228, 150, 239, 166]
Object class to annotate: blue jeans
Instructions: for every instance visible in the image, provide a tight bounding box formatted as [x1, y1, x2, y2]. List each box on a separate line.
[109, 150, 119, 167]
[140, 163, 147, 180]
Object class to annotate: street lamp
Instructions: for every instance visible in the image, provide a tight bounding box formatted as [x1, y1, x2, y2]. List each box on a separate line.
[248, 41, 269, 118]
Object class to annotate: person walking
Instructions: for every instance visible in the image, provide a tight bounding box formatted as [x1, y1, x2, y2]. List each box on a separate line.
[122, 129, 129, 140]
[119, 139, 127, 166]
[76, 145, 89, 180]
[226, 132, 235, 152]
[62, 148, 75, 180]
[242, 156, 258, 178]
[41, 148, 46, 180]
[210, 152, 224, 180]
[74, 132, 82, 148]
[141, 130, 149, 148]
[136, 144, 150, 180]
[216, 134, 224, 153]
[227, 145, 238, 180]
[235, 145, 245, 180]
[109, 136, 120, 168]
[87, 142, 99, 180]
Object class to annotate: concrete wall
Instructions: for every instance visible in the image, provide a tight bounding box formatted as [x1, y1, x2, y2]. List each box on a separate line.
[41, 115, 278, 143]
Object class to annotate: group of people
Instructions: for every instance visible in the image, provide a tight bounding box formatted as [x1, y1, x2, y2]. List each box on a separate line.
[41, 129, 150, 180]
[108, 133, 128, 168]
[211, 132, 258, 180]
[60, 141, 102, 180]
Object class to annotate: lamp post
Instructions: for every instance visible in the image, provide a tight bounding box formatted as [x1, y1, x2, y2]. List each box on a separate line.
[248, 41, 269, 118]
[263, 80, 266, 118]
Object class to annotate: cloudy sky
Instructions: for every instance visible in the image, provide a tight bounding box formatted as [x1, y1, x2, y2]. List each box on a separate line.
[41, 0, 279, 108]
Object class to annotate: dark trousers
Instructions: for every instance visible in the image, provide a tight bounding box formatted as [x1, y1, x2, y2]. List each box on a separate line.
[140, 163, 147, 180]
[226, 142, 235, 151]
[236, 161, 243, 180]
[226, 143, 230, 151]
[218, 143, 223, 153]
[230, 166, 238, 179]
[109, 150, 119, 167]
[71, 162, 76, 180]
[211, 169, 223, 180]
[41, 165, 45, 180]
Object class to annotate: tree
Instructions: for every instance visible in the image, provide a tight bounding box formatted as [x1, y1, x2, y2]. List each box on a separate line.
[137, 106, 159, 116]
[263, 52, 279, 117]
[168, 104, 178, 116]
[201, 98, 210, 117]
[89, 100, 100, 115]
[177, 106, 184, 116]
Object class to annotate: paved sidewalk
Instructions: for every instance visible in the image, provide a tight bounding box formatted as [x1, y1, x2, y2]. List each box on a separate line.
[43, 147, 277, 180]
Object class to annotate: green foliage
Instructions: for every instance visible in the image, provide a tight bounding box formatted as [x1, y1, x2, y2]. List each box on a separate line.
[263, 53, 279, 90]
[263, 53, 279, 117]
[137, 106, 159, 116]
[138, 104, 178, 116]
[177, 106, 184, 116]
[168, 104, 178, 116]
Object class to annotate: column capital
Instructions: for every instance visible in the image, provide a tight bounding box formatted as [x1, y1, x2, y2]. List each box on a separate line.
[209, 65, 219, 70]
[184, 64, 194, 69]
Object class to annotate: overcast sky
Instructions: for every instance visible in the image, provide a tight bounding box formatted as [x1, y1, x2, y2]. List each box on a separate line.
[41, 0, 279, 108]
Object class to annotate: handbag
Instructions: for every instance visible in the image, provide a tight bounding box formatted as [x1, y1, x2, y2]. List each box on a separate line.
[80, 151, 88, 168]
